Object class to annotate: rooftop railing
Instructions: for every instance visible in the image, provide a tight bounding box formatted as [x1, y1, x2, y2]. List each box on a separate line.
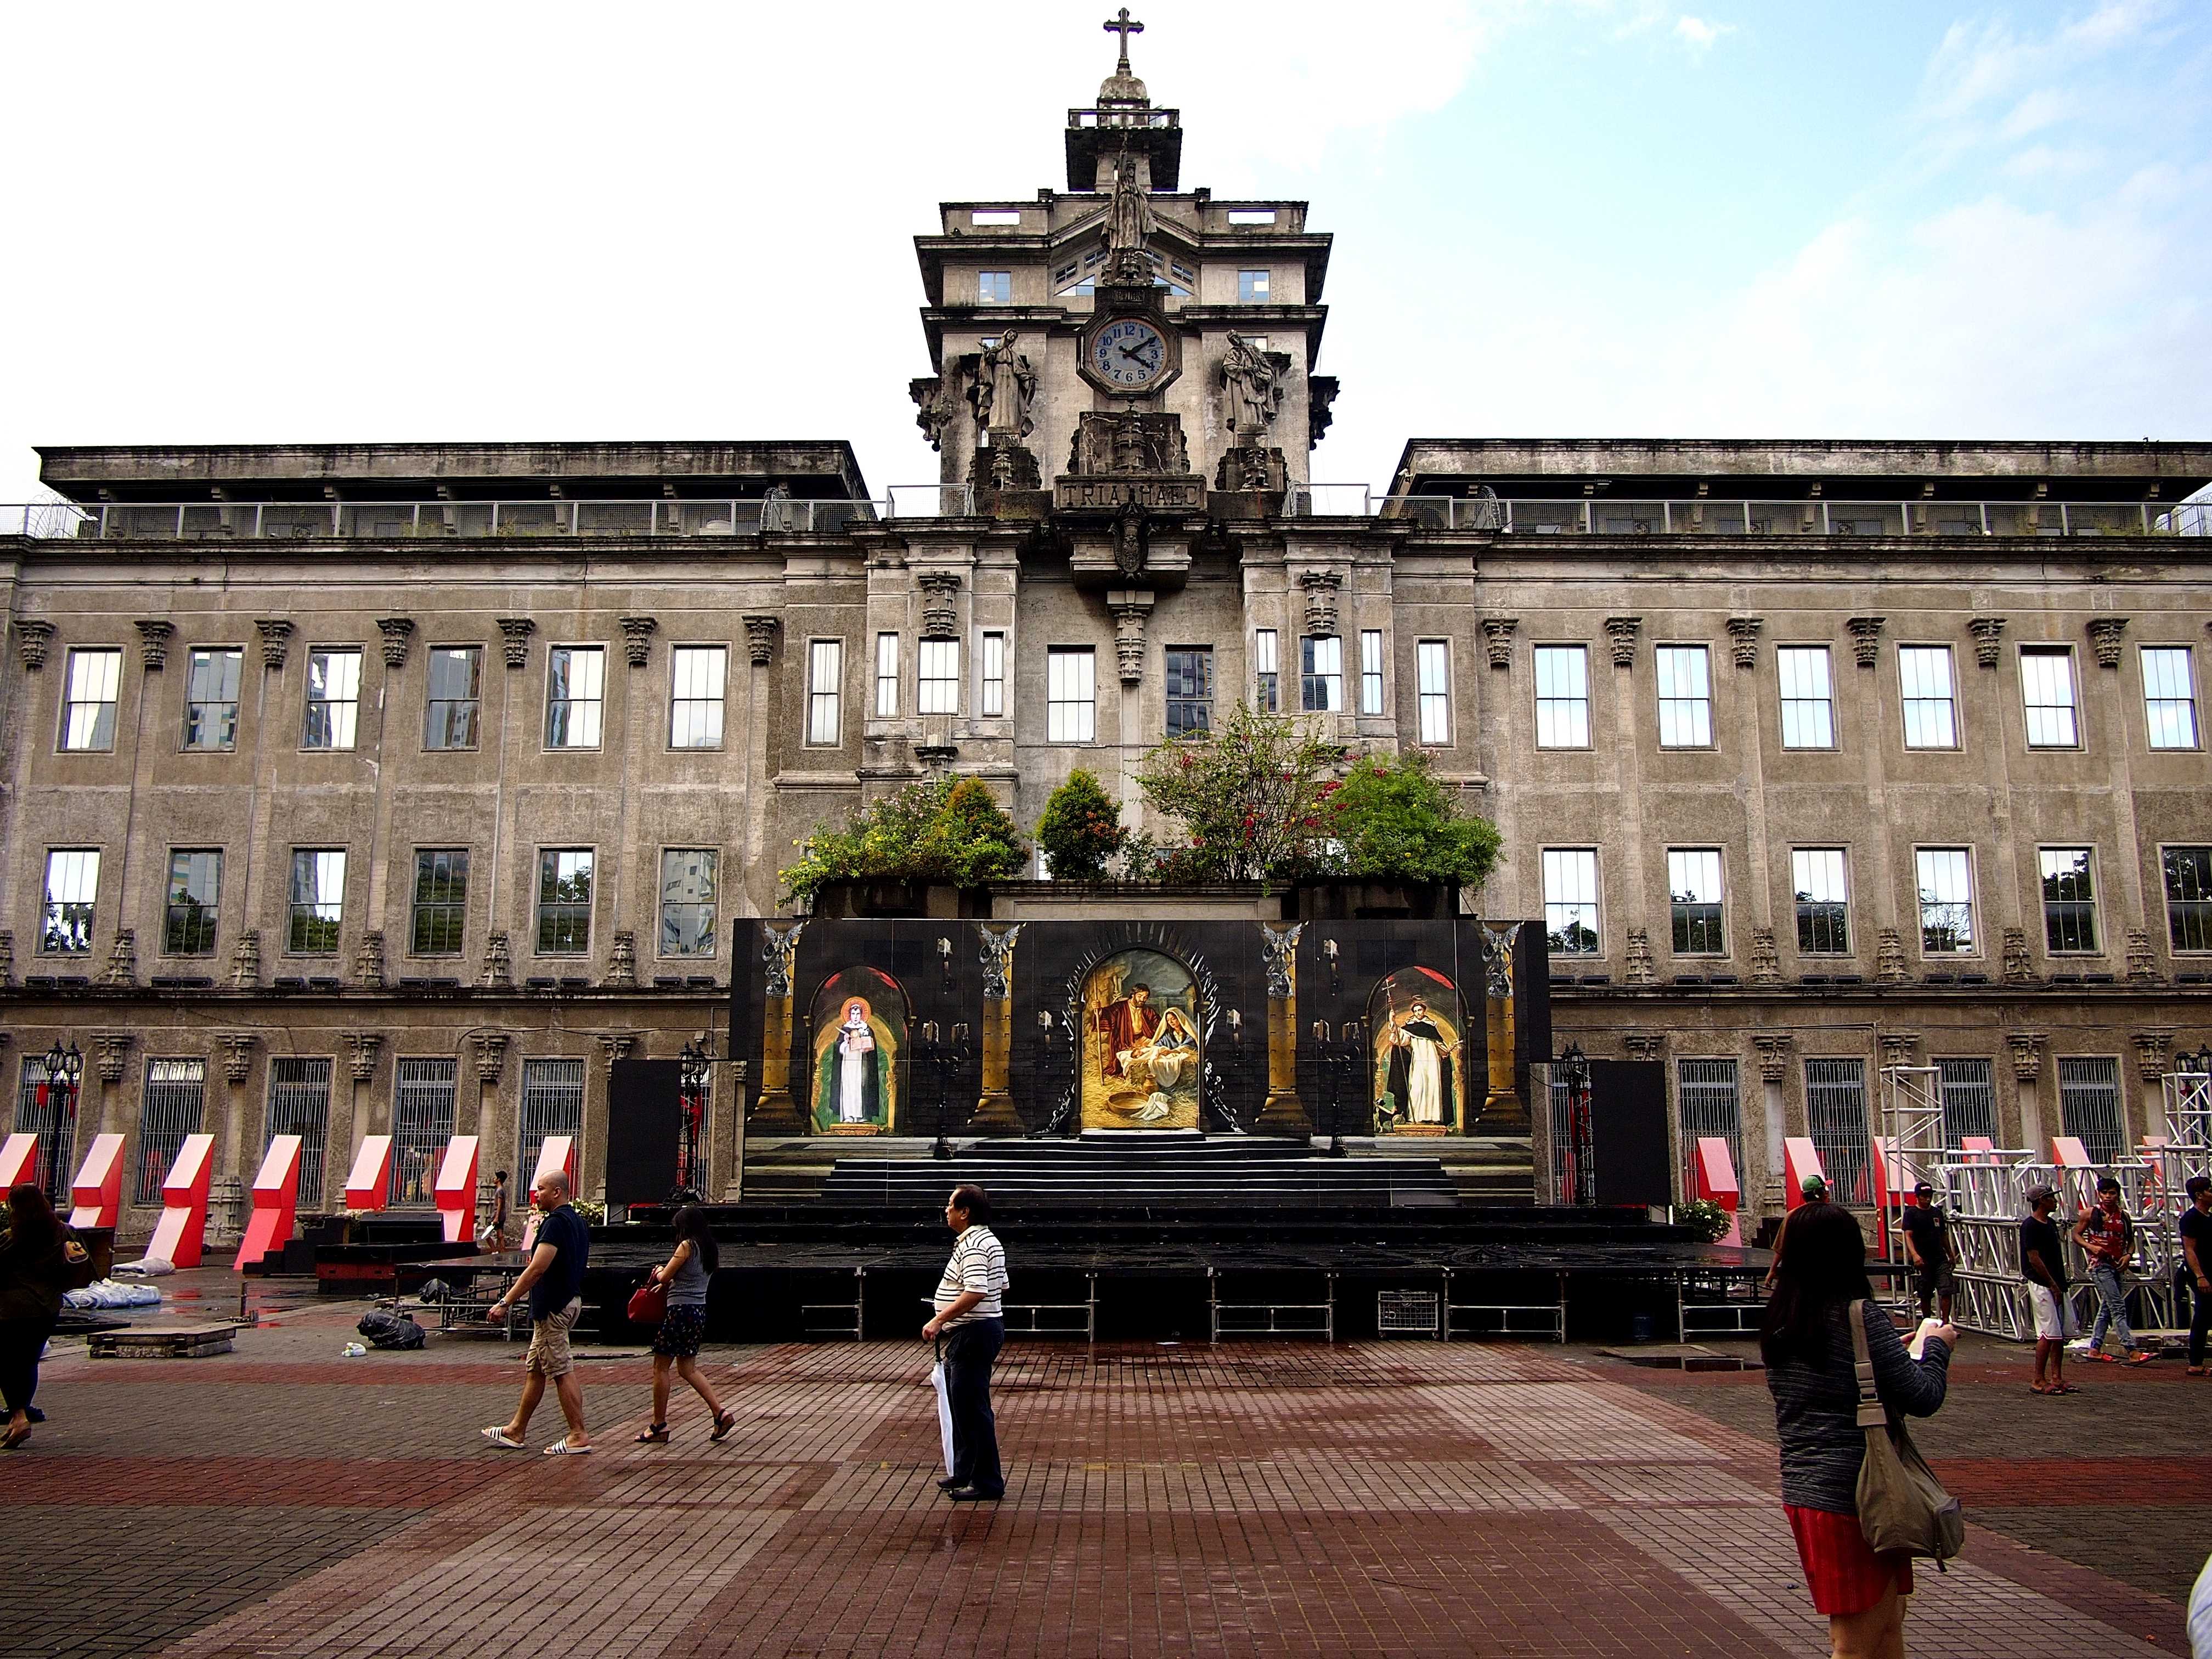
[0, 486, 975, 542]
[1347, 492, 2212, 537]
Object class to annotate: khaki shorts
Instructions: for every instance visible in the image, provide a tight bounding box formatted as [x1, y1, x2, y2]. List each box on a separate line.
[526, 1297, 583, 1377]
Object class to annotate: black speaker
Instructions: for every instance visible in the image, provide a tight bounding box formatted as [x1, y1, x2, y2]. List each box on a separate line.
[1511, 922, 1552, 1074]
[1588, 1059, 1671, 1207]
[605, 1059, 684, 1209]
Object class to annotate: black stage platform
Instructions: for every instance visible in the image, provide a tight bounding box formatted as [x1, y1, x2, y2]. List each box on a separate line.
[586, 1137, 1767, 1345]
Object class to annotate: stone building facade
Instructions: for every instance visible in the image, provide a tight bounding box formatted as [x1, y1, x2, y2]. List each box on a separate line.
[2, 32, 2207, 1231]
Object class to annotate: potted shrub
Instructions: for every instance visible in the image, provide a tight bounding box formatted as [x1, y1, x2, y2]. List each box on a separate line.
[1033, 770, 1125, 881]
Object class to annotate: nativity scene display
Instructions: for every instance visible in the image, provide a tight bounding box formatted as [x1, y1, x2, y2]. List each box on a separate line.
[809, 967, 905, 1134]
[1080, 947, 1203, 1131]
[1368, 968, 1466, 1135]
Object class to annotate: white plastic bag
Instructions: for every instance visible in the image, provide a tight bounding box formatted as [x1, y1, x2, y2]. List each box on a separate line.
[931, 1357, 955, 1476]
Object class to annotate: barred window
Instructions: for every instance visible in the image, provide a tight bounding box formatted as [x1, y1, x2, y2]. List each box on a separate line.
[136, 1057, 206, 1206]
[2021, 647, 2078, 748]
[1667, 848, 1725, 955]
[1899, 646, 1957, 749]
[424, 646, 483, 750]
[1792, 848, 1850, 955]
[659, 849, 718, 957]
[1047, 647, 1094, 743]
[389, 1058, 456, 1207]
[2057, 1055, 2125, 1164]
[303, 648, 362, 750]
[536, 848, 594, 955]
[917, 639, 960, 715]
[286, 849, 346, 955]
[1656, 645, 1712, 747]
[264, 1057, 332, 1209]
[669, 646, 726, 749]
[1804, 1057, 1871, 1205]
[15, 1055, 75, 1203]
[2164, 846, 2212, 953]
[411, 849, 469, 956]
[2142, 646, 2199, 750]
[545, 645, 605, 749]
[1360, 629, 1385, 717]
[1165, 647, 1212, 738]
[59, 647, 121, 752]
[519, 1058, 585, 1181]
[1417, 639, 1451, 744]
[164, 849, 222, 956]
[1934, 1057, 1996, 1145]
[874, 633, 900, 718]
[806, 640, 843, 746]
[41, 848, 98, 955]
[1254, 629, 1279, 713]
[1915, 848, 1976, 955]
[1534, 646, 1590, 749]
[183, 648, 242, 751]
[2039, 848, 2098, 953]
[1776, 646, 1834, 749]
[1677, 1058, 1742, 1201]
[980, 631, 1006, 717]
[1542, 848, 1599, 955]
[1300, 636, 1342, 713]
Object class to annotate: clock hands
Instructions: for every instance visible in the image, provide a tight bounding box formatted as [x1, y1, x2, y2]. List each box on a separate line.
[1118, 342, 1158, 365]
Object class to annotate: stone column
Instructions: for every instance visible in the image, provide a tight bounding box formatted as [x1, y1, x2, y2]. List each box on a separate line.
[748, 922, 807, 1132]
[586, 1032, 639, 1202]
[217, 1032, 257, 1190]
[2130, 1030, 2172, 1144]
[1753, 1032, 1795, 1212]
[93, 1032, 134, 1138]
[971, 925, 1025, 1134]
[334, 1032, 382, 1190]
[715, 1060, 748, 1201]
[1254, 923, 1310, 1134]
[471, 1032, 509, 1163]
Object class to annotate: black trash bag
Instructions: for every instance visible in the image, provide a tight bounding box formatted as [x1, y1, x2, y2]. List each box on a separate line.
[417, 1278, 450, 1303]
[357, 1309, 427, 1351]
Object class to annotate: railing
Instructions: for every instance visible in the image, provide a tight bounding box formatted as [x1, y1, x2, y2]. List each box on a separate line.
[0, 495, 960, 540]
[1282, 483, 1374, 517]
[1378, 493, 2212, 537]
[1068, 107, 1178, 129]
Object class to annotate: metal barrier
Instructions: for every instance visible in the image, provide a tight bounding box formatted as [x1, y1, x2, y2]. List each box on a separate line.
[1208, 1268, 1335, 1341]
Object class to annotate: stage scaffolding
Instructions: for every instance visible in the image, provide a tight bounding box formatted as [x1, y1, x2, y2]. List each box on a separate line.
[1877, 1064, 2211, 1342]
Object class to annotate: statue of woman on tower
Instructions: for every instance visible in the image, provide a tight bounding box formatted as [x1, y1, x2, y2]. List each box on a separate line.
[1102, 139, 1155, 284]
[970, 331, 1038, 438]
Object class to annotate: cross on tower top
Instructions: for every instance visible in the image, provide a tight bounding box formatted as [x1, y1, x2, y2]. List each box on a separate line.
[1104, 8, 1143, 72]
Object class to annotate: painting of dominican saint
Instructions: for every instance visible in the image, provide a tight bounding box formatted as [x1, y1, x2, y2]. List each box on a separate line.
[1368, 967, 1466, 1135]
[1080, 947, 1202, 1131]
[809, 967, 904, 1133]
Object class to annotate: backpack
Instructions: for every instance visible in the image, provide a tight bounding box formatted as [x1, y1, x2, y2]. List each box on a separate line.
[60, 1226, 97, 1291]
[356, 1309, 427, 1351]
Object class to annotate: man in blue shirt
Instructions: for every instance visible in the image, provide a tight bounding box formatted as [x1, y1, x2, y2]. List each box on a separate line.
[482, 1170, 592, 1454]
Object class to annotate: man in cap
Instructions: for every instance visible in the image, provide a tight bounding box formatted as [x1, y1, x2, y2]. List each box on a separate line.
[1762, 1174, 1831, 1290]
[1900, 1180, 1957, 1323]
[2073, 1175, 2153, 1366]
[2021, 1183, 2078, 1395]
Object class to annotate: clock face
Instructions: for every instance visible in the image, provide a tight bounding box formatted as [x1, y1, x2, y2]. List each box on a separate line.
[1090, 317, 1169, 391]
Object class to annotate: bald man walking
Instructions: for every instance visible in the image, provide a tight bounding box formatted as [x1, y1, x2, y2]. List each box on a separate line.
[482, 1169, 593, 1454]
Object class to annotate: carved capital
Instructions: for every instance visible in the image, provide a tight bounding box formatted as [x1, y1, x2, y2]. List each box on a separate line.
[1752, 1032, 1795, 1084]
[219, 1032, 256, 1086]
[742, 614, 780, 667]
[376, 617, 414, 669]
[2006, 1030, 2046, 1084]
[479, 930, 514, 990]
[135, 618, 174, 671]
[605, 930, 639, 989]
[2086, 616, 2128, 668]
[94, 1031, 133, 1085]
[473, 1031, 510, 1085]
[1725, 616, 1763, 669]
[14, 619, 54, 672]
[916, 572, 961, 640]
[1877, 1029, 1921, 1066]
[254, 618, 293, 670]
[1481, 616, 1518, 669]
[1748, 926, 1782, 986]
[2125, 928, 2160, 986]
[496, 617, 536, 669]
[101, 928, 138, 988]
[1968, 616, 2006, 668]
[1623, 925, 1655, 985]
[2001, 927, 2038, 986]
[345, 1030, 382, 1082]
[1109, 590, 1154, 685]
[1604, 616, 1642, 668]
[595, 1031, 640, 1069]
[353, 930, 386, 991]
[1876, 927, 1909, 986]
[1622, 1033, 1664, 1064]
[1299, 569, 1344, 639]
[1846, 616, 1885, 668]
[229, 928, 262, 990]
[618, 615, 658, 668]
[2131, 1028, 2174, 1085]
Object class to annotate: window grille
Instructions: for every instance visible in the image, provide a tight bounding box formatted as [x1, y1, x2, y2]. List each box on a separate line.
[1934, 1058, 1996, 1146]
[303, 648, 362, 749]
[60, 647, 121, 752]
[1677, 1058, 1742, 1199]
[1534, 645, 1590, 748]
[669, 646, 726, 748]
[2057, 1056, 2125, 1164]
[1548, 1072, 1574, 1200]
[183, 648, 242, 751]
[1776, 646, 1834, 749]
[659, 849, 718, 957]
[2039, 848, 2098, 953]
[2142, 647, 2199, 750]
[545, 646, 605, 748]
[520, 1058, 585, 1180]
[265, 1057, 332, 1208]
[411, 849, 469, 955]
[136, 1057, 207, 1205]
[424, 646, 483, 749]
[42, 848, 99, 955]
[2021, 647, 2078, 747]
[1804, 1057, 1871, 1205]
[1047, 647, 1095, 742]
[1656, 646, 1712, 747]
[2165, 847, 2212, 952]
[1165, 646, 1213, 738]
[806, 640, 843, 746]
[917, 639, 960, 715]
[390, 1058, 458, 1207]
[14, 1056, 75, 1203]
[1898, 646, 1957, 749]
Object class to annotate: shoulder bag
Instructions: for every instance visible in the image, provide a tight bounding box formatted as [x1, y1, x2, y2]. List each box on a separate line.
[1848, 1299, 1965, 1565]
[627, 1278, 668, 1326]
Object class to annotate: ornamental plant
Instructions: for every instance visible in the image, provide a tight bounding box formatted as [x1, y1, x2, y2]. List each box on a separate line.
[1033, 769, 1125, 881]
[1132, 703, 1344, 882]
[1325, 750, 1502, 890]
[779, 775, 1026, 907]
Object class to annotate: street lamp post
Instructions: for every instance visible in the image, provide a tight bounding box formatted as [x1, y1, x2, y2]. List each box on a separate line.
[37, 1039, 84, 1201]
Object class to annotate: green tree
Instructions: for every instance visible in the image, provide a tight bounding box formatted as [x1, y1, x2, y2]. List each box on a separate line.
[1133, 703, 1343, 882]
[1033, 770, 1125, 881]
[778, 774, 1027, 906]
[1326, 751, 1502, 890]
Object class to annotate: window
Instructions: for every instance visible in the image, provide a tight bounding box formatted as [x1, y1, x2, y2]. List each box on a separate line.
[286, 849, 346, 954]
[1804, 1058, 1872, 1205]
[1300, 636, 1342, 712]
[1542, 849, 1599, 955]
[1534, 645, 1590, 749]
[1915, 848, 1976, 954]
[536, 849, 594, 955]
[519, 1058, 584, 1181]
[2165, 847, 2212, 952]
[183, 647, 242, 751]
[1238, 268, 1270, 302]
[1667, 849, 1725, 954]
[264, 1057, 332, 1209]
[1656, 646, 1713, 747]
[302, 648, 361, 749]
[41, 849, 98, 954]
[1361, 630, 1385, 717]
[136, 1058, 206, 1206]
[164, 849, 222, 955]
[59, 647, 121, 752]
[874, 634, 900, 718]
[659, 849, 718, 957]
[1165, 646, 1212, 738]
[977, 270, 1011, 303]
[1934, 1057, 1996, 1145]
[1417, 640, 1451, 743]
[1791, 848, 1850, 955]
[2021, 647, 2078, 747]
[917, 639, 960, 715]
[980, 631, 1006, 717]
[545, 645, 605, 748]
[2039, 847, 2098, 953]
[1254, 629, 1279, 712]
[669, 646, 725, 748]
[2058, 1056, 2126, 1164]
[410, 849, 469, 956]
[1776, 646, 1834, 749]
[1047, 647, 1095, 742]
[424, 646, 483, 750]
[389, 1058, 456, 1207]
[2142, 647, 2199, 749]
[806, 640, 843, 745]
[1677, 1058, 1742, 1201]
[1898, 646, 1957, 749]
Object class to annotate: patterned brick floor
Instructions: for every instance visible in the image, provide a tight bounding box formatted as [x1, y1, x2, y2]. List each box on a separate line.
[4, 1278, 2200, 1657]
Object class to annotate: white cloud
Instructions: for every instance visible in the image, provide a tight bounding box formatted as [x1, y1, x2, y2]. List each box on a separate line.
[1673, 15, 1732, 53]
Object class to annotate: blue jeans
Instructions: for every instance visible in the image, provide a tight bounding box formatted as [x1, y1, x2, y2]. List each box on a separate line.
[2085, 1261, 2136, 1352]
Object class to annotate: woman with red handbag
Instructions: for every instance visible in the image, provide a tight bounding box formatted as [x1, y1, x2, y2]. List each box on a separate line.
[635, 1206, 733, 1444]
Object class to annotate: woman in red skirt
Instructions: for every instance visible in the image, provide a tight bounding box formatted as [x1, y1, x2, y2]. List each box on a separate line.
[1763, 1201, 1955, 1657]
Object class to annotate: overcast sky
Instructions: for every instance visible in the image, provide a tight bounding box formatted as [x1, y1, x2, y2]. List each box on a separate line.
[2, 0, 2205, 504]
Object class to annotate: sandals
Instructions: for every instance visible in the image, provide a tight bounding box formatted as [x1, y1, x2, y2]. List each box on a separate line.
[481, 1426, 525, 1450]
[710, 1409, 737, 1443]
[635, 1424, 670, 1444]
[2186, 1365, 2207, 1376]
[1, 1423, 29, 1450]
[2047, 1382, 2080, 1395]
[543, 1439, 595, 1455]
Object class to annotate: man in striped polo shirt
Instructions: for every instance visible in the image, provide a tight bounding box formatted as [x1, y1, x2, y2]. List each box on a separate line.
[922, 1184, 1009, 1501]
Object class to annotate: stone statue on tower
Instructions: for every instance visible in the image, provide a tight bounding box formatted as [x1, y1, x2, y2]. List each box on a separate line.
[971, 330, 1038, 438]
[1102, 138, 1155, 284]
[1222, 332, 1285, 439]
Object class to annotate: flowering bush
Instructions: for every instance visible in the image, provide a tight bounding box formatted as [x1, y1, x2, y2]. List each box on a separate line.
[1132, 703, 1344, 882]
[1325, 751, 1502, 889]
[1033, 770, 1125, 881]
[779, 775, 1026, 906]
[1679, 1198, 1732, 1243]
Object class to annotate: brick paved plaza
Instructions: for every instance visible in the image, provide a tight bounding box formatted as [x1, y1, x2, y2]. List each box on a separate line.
[6, 1273, 2204, 1658]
